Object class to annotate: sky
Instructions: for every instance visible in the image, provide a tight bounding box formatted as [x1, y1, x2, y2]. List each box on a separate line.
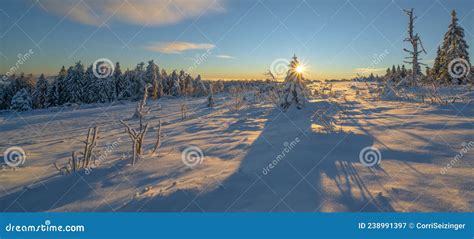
[0, 0, 473, 80]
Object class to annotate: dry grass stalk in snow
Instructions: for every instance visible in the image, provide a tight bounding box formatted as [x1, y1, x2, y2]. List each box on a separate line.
[152, 119, 162, 154]
[53, 126, 99, 175]
[313, 109, 336, 133]
[120, 120, 148, 166]
[181, 102, 188, 121]
[207, 85, 215, 107]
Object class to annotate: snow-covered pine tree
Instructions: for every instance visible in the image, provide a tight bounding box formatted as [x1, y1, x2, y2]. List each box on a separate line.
[2, 73, 35, 109]
[184, 74, 194, 96]
[280, 55, 308, 110]
[178, 70, 186, 95]
[0, 75, 17, 109]
[65, 62, 86, 104]
[193, 74, 207, 96]
[401, 65, 407, 78]
[214, 80, 224, 93]
[108, 73, 117, 102]
[133, 62, 146, 99]
[10, 88, 32, 111]
[32, 74, 49, 108]
[161, 69, 170, 95]
[117, 70, 134, 99]
[49, 66, 67, 106]
[170, 70, 181, 96]
[207, 83, 215, 107]
[113, 62, 123, 97]
[146, 60, 162, 100]
[437, 10, 471, 84]
[430, 47, 443, 80]
[391, 65, 397, 79]
[384, 67, 391, 81]
[83, 65, 103, 103]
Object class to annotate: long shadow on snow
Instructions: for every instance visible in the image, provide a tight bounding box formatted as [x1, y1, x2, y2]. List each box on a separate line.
[121, 101, 394, 212]
[0, 158, 191, 212]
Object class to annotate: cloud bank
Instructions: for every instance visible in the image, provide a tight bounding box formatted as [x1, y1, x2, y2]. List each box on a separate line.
[215, 55, 234, 59]
[39, 0, 225, 26]
[354, 67, 386, 74]
[145, 41, 215, 54]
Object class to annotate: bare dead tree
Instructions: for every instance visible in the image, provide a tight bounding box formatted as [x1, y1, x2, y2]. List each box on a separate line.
[120, 120, 149, 165]
[403, 8, 427, 86]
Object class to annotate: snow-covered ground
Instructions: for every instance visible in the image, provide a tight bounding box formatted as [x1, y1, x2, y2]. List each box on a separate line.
[0, 80, 472, 212]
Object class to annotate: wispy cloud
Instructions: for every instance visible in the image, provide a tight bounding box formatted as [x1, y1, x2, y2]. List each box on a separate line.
[39, 0, 225, 26]
[215, 55, 235, 59]
[145, 41, 215, 54]
[354, 67, 386, 74]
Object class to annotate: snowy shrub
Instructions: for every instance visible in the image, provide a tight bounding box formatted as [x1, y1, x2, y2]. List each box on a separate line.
[10, 88, 32, 111]
[280, 55, 308, 110]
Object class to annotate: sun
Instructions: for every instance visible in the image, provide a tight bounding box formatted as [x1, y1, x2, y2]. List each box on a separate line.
[295, 64, 305, 74]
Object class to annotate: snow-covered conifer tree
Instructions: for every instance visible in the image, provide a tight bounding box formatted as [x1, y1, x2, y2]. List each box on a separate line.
[32, 74, 49, 108]
[146, 60, 162, 99]
[178, 70, 186, 95]
[65, 62, 86, 104]
[161, 69, 170, 95]
[193, 74, 207, 96]
[170, 70, 181, 96]
[117, 70, 134, 99]
[48, 66, 67, 106]
[11, 88, 32, 111]
[280, 55, 308, 110]
[184, 74, 194, 96]
[436, 10, 471, 84]
[133, 62, 146, 99]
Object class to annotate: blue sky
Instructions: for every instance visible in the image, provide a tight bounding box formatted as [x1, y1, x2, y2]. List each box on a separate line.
[0, 0, 473, 80]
